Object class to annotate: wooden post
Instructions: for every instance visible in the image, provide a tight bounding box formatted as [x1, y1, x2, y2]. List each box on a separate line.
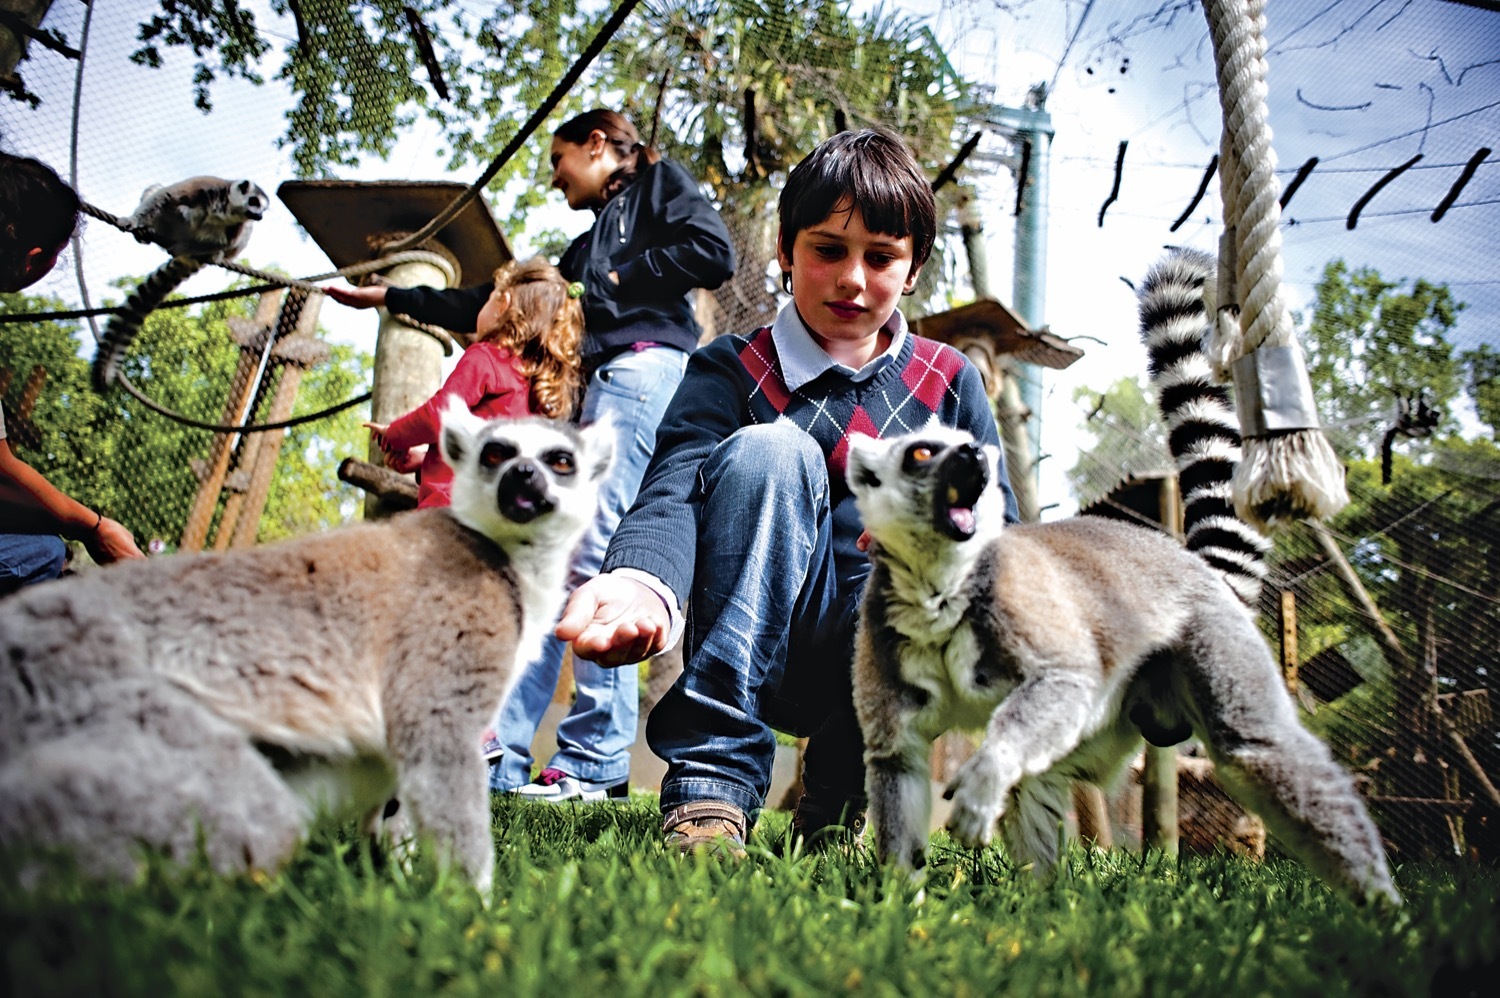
[1073, 783, 1113, 848]
[366, 250, 458, 519]
[179, 290, 284, 551]
[993, 359, 1039, 523]
[227, 292, 329, 549]
[1279, 589, 1300, 693]
[1142, 476, 1182, 855]
[1142, 745, 1179, 855]
[209, 451, 257, 550]
[554, 651, 575, 705]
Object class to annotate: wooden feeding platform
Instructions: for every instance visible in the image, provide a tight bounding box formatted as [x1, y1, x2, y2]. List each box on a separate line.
[909, 296, 1083, 372]
[277, 180, 514, 287]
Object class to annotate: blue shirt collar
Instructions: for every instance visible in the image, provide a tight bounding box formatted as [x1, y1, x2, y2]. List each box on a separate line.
[770, 302, 908, 392]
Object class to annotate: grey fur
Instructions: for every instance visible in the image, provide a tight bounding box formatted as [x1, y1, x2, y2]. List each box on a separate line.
[847, 426, 1399, 905]
[0, 403, 611, 891]
[122, 176, 269, 262]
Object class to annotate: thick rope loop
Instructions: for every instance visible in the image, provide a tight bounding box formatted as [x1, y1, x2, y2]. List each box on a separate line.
[1204, 0, 1348, 529]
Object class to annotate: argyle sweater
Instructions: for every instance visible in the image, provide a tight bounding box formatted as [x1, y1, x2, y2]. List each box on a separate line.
[601, 325, 1014, 606]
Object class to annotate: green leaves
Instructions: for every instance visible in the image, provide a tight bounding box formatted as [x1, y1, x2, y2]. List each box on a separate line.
[0, 280, 369, 552]
[1301, 259, 1469, 459]
[131, 0, 269, 111]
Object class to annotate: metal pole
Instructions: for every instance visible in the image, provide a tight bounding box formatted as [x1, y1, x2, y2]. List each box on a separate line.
[990, 95, 1054, 496]
[957, 188, 1039, 522]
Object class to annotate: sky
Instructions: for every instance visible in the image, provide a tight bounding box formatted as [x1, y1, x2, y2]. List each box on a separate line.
[3, 0, 1497, 518]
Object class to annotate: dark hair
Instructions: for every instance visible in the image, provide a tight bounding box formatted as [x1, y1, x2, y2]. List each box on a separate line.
[0, 152, 82, 291]
[777, 129, 936, 273]
[553, 108, 661, 201]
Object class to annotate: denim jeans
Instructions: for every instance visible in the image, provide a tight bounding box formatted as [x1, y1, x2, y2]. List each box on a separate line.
[0, 532, 66, 596]
[645, 423, 870, 821]
[488, 345, 689, 791]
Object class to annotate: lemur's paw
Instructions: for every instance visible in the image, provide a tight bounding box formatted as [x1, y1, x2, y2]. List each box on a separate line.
[942, 755, 1012, 849]
[875, 823, 929, 870]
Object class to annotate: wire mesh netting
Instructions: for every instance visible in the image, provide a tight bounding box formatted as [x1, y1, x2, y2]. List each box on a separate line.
[1, 1, 1496, 865]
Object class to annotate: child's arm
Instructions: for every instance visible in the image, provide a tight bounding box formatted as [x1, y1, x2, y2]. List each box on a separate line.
[565, 341, 746, 663]
[0, 440, 144, 563]
[382, 346, 521, 453]
[597, 340, 745, 602]
[328, 282, 491, 334]
[325, 285, 388, 309]
[383, 283, 493, 334]
[363, 422, 423, 473]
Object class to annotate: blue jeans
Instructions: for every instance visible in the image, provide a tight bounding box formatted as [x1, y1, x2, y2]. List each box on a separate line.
[0, 533, 66, 596]
[645, 423, 870, 822]
[489, 345, 689, 791]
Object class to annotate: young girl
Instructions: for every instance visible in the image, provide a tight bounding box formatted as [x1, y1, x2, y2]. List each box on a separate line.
[365, 257, 583, 509]
[332, 108, 736, 801]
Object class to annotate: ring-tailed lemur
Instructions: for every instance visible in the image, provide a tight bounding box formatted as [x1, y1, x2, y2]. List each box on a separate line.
[0, 402, 612, 893]
[846, 250, 1398, 906]
[93, 177, 270, 392]
[123, 177, 269, 261]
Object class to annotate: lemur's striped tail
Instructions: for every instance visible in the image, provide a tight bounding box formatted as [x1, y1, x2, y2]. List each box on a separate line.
[93, 256, 204, 393]
[1137, 248, 1270, 607]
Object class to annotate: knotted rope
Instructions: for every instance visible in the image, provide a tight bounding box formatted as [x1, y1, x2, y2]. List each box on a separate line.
[1204, 0, 1347, 531]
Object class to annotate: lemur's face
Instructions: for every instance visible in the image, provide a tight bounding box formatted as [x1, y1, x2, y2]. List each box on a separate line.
[228, 180, 269, 222]
[847, 426, 1006, 555]
[440, 400, 614, 547]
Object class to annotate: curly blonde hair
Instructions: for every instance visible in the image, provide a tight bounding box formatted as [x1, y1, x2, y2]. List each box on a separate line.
[475, 257, 584, 420]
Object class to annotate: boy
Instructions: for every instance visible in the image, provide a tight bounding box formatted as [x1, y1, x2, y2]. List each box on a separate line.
[555, 129, 1019, 853]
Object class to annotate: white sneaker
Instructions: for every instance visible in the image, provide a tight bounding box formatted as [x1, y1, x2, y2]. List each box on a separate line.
[511, 767, 629, 803]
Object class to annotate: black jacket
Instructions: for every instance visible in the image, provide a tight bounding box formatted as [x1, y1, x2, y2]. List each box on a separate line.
[385, 159, 736, 363]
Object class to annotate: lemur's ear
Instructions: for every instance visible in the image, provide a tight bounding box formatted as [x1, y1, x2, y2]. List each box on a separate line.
[438, 396, 486, 470]
[579, 414, 616, 482]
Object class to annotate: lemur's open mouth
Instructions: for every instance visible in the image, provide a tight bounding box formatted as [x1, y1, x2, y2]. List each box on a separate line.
[932, 443, 988, 542]
[497, 462, 556, 524]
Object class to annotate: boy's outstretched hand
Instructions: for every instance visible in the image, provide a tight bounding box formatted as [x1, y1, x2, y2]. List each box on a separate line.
[555, 574, 671, 667]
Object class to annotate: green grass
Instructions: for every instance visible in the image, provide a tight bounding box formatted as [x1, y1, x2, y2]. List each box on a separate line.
[2, 795, 1495, 997]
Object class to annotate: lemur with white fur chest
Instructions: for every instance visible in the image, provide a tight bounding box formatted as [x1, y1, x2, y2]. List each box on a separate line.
[846, 250, 1397, 905]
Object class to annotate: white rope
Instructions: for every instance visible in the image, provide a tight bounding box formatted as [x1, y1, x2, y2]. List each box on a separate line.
[1204, 0, 1348, 532]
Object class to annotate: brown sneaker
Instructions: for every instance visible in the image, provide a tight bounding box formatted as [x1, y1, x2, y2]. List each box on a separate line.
[662, 801, 748, 859]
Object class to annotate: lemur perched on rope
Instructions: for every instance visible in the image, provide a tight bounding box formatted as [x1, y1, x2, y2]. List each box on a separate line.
[92, 177, 269, 392]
